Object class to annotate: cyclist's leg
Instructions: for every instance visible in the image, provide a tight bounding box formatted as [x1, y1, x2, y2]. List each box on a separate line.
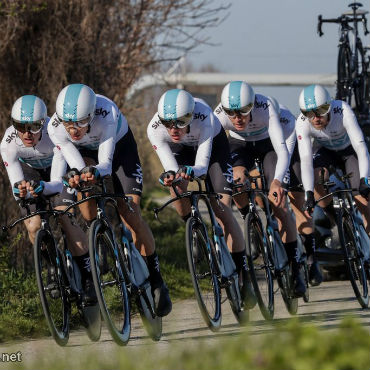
[264, 150, 306, 296]
[210, 129, 256, 307]
[206, 130, 244, 254]
[288, 148, 322, 286]
[23, 215, 41, 244]
[113, 128, 171, 316]
[344, 152, 370, 233]
[52, 185, 96, 303]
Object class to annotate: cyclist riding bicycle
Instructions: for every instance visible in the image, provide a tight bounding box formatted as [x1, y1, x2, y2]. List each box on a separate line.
[0, 95, 97, 303]
[47, 84, 172, 317]
[214, 81, 306, 297]
[147, 88, 256, 309]
[269, 96, 323, 286]
[296, 84, 370, 241]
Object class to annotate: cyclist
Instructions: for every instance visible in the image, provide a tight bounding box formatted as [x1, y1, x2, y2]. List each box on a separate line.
[147, 88, 256, 309]
[269, 96, 323, 286]
[48, 83, 172, 317]
[0, 95, 97, 303]
[214, 81, 306, 297]
[296, 84, 370, 238]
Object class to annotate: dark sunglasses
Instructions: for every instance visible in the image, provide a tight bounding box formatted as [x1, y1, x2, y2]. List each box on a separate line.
[12, 119, 44, 134]
[223, 102, 254, 118]
[300, 103, 331, 119]
[160, 113, 193, 129]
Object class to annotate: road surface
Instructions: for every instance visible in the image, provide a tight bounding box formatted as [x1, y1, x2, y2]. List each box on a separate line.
[1, 280, 369, 369]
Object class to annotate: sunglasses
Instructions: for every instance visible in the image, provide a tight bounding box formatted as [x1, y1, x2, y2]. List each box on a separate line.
[12, 119, 44, 134]
[60, 116, 91, 129]
[223, 103, 254, 118]
[160, 113, 193, 129]
[300, 103, 331, 119]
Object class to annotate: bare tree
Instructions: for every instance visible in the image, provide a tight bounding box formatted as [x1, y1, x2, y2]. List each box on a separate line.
[0, 0, 230, 267]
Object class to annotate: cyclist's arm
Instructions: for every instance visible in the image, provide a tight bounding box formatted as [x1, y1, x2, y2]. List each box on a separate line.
[343, 105, 370, 179]
[47, 120, 86, 171]
[268, 115, 290, 182]
[193, 114, 215, 177]
[296, 118, 314, 192]
[147, 116, 180, 173]
[0, 143, 24, 193]
[96, 121, 116, 177]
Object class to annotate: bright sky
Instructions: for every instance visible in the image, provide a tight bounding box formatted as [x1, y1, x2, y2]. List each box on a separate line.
[187, 0, 370, 114]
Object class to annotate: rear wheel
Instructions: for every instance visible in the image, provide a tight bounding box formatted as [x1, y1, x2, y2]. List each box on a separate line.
[34, 229, 70, 346]
[245, 213, 274, 320]
[337, 45, 352, 105]
[89, 219, 131, 345]
[338, 211, 369, 308]
[120, 238, 162, 342]
[185, 217, 221, 331]
[353, 42, 367, 115]
[277, 268, 298, 315]
[137, 288, 162, 341]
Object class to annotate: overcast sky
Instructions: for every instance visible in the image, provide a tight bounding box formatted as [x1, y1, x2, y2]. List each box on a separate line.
[187, 0, 370, 114]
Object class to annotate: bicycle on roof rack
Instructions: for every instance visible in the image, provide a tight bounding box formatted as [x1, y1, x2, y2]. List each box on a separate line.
[318, 2, 370, 120]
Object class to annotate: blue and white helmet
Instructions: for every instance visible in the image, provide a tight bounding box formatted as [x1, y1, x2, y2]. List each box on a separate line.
[11, 95, 47, 124]
[267, 96, 280, 116]
[158, 89, 195, 127]
[299, 84, 331, 113]
[56, 83, 96, 122]
[221, 81, 255, 113]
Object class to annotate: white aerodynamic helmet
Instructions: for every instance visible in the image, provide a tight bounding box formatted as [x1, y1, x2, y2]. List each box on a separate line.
[56, 83, 96, 123]
[221, 81, 255, 116]
[299, 84, 331, 118]
[11, 95, 47, 133]
[267, 96, 280, 116]
[158, 89, 195, 128]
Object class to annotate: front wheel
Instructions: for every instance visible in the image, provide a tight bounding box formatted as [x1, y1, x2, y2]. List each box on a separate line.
[34, 229, 70, 346]
[185, 217, 221, 331]
[89, 219, 131, 345]
[337, 211, 369, 308]
[245, 213, 274, 320]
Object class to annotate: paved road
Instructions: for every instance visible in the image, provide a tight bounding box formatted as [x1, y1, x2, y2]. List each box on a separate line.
[1, 280, 370, 368]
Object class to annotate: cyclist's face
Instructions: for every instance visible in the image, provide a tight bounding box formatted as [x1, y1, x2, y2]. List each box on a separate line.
[229, 112, 251, 130]
[166, 126, 188, 143]
[309, 114, 329, 130]
[17, 130, 41, 147]
[63, 122, 89, 141]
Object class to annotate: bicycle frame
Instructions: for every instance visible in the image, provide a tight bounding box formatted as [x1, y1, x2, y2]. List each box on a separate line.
[154, 177, 235, 280]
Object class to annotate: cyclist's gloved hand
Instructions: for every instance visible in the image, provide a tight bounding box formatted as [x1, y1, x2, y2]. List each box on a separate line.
[359, 177, 370, 199]
[303, 190, 315, 215]
[62, 168, 81, 188]
[13, 180, 27, 198]
[159, 170, 176, 186]
[177, 165, 194, 180]
[80, 166, 100, 182]
[27, 179, 45, 197]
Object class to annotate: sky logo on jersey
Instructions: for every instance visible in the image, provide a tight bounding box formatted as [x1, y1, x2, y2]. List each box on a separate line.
[298, 135, 302, 140]
[95, 107, 110, 118]
[333, 107, 343, 115]
[255, 100, 270, 110]
[193, 112, 207, 121]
